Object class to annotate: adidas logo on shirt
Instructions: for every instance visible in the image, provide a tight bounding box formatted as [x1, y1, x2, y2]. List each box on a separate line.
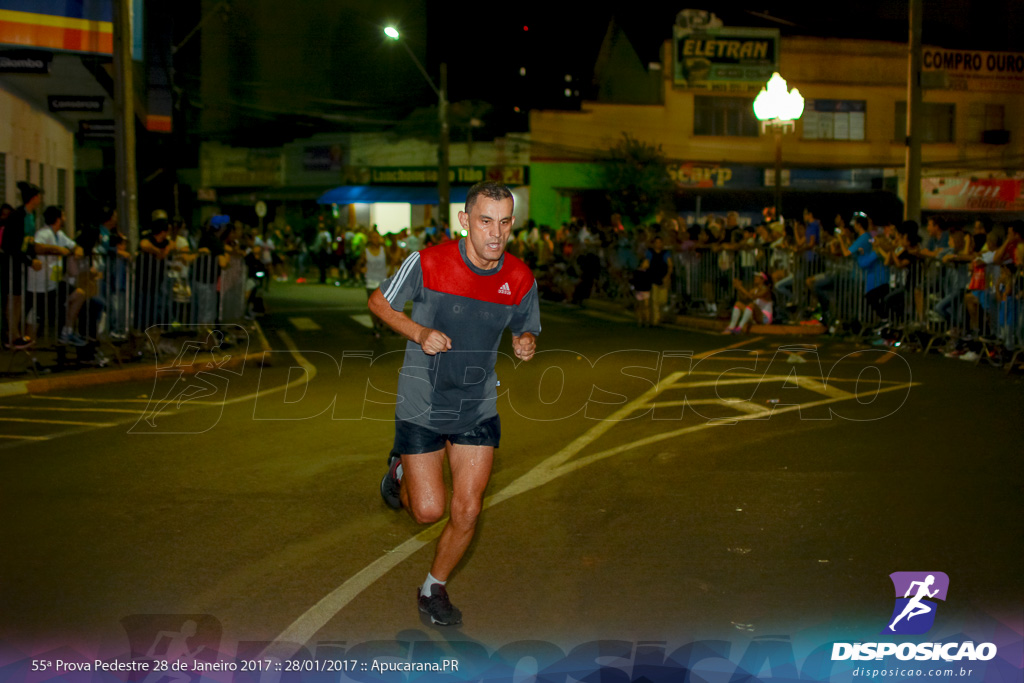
[498, 282, 512, 296]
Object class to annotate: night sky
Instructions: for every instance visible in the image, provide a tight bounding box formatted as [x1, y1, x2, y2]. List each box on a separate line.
[184, 0, 1023, 144]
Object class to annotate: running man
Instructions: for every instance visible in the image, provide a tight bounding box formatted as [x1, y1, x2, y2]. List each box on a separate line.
[888, 574, 939, 631]
[369, 181, 540, 626]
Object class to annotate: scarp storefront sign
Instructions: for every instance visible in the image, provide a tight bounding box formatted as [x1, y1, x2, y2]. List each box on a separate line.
[922, 48, 1024, 92]
[668, 163, 733, 187]
[667, 163, 765, 189]
[672, 26, 778, 92]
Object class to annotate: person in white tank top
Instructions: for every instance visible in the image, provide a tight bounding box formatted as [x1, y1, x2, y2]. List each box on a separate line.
[359, 230, 393, 338]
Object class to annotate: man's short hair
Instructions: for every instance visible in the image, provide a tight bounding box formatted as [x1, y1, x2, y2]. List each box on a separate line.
[464, 181, 513, 213]
[43, 205, 63, 226]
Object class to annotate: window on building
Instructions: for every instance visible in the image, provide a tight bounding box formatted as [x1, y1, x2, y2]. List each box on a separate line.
[894, 102, 955, 143]
[694, 96, 759, 137]
[985, 104, 1005, 131]
[967, 103, 1007, 143]
[802, 100, 866, 141]
[39, 162, 44, 193]
[25, 159, 31, 181]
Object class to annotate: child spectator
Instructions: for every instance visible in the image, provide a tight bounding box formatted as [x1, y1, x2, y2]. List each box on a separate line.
[723, 272, 774, 334]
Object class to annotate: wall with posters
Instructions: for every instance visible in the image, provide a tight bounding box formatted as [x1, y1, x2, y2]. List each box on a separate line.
[920, 175, 1024, 213]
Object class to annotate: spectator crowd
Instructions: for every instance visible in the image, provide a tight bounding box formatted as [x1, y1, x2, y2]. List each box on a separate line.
[2, 178, 1022, 374]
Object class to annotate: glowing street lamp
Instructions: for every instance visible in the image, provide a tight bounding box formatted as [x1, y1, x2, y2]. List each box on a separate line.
[384, 25, 450, 227]
[753, 72, 804, 220]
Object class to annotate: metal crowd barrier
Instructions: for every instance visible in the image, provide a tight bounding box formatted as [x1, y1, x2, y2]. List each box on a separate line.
[658, 243, 1022, 365]
[2, 245, 248, 372]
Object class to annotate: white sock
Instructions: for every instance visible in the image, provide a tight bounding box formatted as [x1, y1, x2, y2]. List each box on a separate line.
[420, 572, 445, 597]
[739, 307, 754, 328]
[728, 306, 742, 329]
[62, 326, 73, 336]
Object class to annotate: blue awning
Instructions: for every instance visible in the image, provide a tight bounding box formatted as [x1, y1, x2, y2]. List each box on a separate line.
[317, 185, 470, 205]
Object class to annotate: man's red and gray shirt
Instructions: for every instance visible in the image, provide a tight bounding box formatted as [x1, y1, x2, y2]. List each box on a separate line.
[379, 239, 541, 433]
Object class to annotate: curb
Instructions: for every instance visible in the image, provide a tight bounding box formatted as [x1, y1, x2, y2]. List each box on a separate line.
[0, 321, 274, 398]
[673, 314, 827, 336]
[569, 299, 826, 336]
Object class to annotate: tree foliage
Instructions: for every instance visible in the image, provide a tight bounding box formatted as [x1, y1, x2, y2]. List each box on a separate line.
[603, 133, 674, 225]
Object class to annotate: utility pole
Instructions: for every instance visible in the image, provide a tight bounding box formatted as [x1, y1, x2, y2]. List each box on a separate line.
[904, 0, 923, 224]
[438, 62, 450, 232]
[112, 0, 138, 248]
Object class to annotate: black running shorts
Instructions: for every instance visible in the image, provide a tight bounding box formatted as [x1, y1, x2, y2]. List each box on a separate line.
[393, 414, 501, 455]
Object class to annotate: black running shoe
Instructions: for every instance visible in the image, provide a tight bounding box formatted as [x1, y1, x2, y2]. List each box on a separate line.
[418, 584, 462, 626]
[380, 452, 402, 510]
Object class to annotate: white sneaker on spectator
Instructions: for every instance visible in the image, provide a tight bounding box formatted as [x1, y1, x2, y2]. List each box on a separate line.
[959, 351, 980, 362]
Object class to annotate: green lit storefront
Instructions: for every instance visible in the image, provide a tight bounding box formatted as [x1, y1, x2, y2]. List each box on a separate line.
[528, 159, 901, 227]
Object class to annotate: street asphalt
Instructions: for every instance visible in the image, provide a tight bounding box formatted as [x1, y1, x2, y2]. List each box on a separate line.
[0, 281, 1021, 680]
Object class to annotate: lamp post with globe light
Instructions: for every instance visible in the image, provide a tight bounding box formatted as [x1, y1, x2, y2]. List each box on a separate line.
[384, 26, 450, 229]
[753, 73, 804, 221]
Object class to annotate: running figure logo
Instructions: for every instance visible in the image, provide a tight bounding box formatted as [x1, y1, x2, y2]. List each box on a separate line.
[883, 571, 950, 635]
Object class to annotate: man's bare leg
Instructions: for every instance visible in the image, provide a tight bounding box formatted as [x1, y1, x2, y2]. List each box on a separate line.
[429, 444, 493, 581]
[397, 443, 493, 624]
[399, 448, 446, 523]
[397, 443, 494, 580]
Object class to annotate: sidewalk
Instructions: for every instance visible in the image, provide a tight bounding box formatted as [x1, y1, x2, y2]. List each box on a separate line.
[573, 296, 827, 336]
[0, 321, 273, 398]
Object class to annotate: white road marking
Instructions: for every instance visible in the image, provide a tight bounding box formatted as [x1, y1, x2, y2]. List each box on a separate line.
[350, 314, 374, 329]
[289, 317, 322, 331]
[272, 338, 913, 646]
[0, 405, 147, 414]
[3, 336, 312, 448]
[0, 417, 117, 427]
[270, 339, 818, 650]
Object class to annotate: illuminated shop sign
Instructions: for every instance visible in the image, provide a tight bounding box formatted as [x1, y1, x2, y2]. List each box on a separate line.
[673, 26, 779, 92]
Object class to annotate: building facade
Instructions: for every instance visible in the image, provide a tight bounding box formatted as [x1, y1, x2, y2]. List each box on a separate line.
[527, 33, 1024, 227]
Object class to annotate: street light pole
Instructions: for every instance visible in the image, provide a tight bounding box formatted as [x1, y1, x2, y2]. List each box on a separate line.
[773, 127, 783, 221]
[753, 73, 804, 223]
[385, 27, 450, 229]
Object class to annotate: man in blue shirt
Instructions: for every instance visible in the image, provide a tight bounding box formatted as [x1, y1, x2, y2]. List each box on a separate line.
[802, 208, 822, 264]
[836, 212, 889, 322]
